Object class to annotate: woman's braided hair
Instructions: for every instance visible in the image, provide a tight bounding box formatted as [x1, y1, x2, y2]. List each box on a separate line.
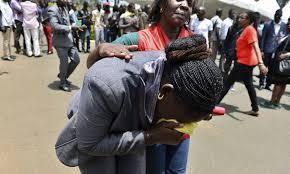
[164, 34, 223, 113]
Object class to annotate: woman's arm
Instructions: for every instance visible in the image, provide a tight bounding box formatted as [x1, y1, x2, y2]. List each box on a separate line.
[252, 41, 268, 75]
[86, 33, 139, 68]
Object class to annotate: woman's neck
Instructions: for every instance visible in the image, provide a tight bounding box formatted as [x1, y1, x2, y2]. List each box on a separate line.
[159, 19, 181, 41]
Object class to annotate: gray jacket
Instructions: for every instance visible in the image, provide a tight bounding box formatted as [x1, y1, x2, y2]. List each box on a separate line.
[261, 20, 288, 53]
[56, 51, 166, 173]
[48, 5, 73, 48]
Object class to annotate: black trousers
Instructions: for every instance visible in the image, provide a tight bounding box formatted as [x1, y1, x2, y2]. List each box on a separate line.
[259, 53, 274, 87]
[72, 30, 80, 51]
[219, 62, 259, 112]
[14, 20, 26, 52]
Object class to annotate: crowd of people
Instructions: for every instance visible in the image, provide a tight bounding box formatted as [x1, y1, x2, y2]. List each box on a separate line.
[1, 0, 290, 173]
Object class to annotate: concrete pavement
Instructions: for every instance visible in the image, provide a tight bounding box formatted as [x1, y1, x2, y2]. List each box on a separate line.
[0, 43, 289, 174]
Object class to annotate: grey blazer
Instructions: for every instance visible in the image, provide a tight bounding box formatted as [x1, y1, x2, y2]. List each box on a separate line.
[56, 51, 166, 173]
[48, 5, 74, 48]
[261, 20, 288, 53]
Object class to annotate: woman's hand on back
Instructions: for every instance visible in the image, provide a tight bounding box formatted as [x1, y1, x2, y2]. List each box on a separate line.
[87, 43, 138, 68]
[144, 121, 184, 146]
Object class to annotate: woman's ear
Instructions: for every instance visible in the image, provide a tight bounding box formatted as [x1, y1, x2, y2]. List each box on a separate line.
[158, 84, 174, 100]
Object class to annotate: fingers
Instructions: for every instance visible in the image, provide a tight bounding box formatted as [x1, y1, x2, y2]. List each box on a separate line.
[126, 45, 139, 51]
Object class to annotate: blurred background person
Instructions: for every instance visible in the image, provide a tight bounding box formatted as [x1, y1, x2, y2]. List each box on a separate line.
[21, 0, 42, 57]
[68, 1, 80, 52]
[11, 0, 26, 55]
[219, 9, 236, 72]
[92, 3, 105, 47]
[210, 8, 223, 61]
[119, 3, 139, 35]
[259, 9, 287, 91]
[218, 11, 268, 116]
[49, 0, 81, 91]
[78, 1, 92, 53]
[107, 5, 120, 42]
[261, 18, 290, 109]
[40, 0, 53, 54]
[102, 2, 111, 43]
[0, 0, 15, 61]
[190, 6, 213, 49]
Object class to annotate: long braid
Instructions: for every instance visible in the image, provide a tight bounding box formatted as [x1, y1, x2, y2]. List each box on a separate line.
[164, 34, 223, 112]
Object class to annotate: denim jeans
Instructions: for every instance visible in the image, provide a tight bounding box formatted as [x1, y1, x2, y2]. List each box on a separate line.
[146, 139, 190, 174]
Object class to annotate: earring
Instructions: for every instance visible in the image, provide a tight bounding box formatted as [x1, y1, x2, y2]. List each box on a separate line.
[158, 93, 164, 100]
[160, 8, 163, 13]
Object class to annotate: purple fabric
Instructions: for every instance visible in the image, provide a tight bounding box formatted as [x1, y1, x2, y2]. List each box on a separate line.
[10, 0, 23, 22]
[20, 1, 39, 29]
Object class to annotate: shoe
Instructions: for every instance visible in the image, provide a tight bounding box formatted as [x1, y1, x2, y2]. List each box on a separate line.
[26, 53, 33, 57]
[265, 86, 272, 91]
[16, 50, 21, 54]
[230, 86, 235, 91]
[59, 83, 71, 92]
[66, 80, 72, 85]
[10, 55, 16, 60]
[57, 74, 71, 85]
[35, 54, 43, 58]
[1, 56, 15, 61]
[47, 50, 53, 55]
[260, 101, 277, 109]
[274, 103, 282, 109]
[244, 110, 259, 116]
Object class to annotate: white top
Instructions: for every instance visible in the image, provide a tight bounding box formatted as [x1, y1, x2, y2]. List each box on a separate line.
[20, 1, 39, 29]
[0, 0, 14, 27]
[220, 17, 233, 40]
[210, 15, 222, 41]
[190, 18, 213, 47]
[274, 21, 281, 35]
[92, 9, 105, 29]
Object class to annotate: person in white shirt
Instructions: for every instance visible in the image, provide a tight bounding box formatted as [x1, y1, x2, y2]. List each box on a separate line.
[210, 8, 223, 61]
[21, 0, 42, 57]
[219, 9, 236, 71]
[190, 6, 213, 49]
[91, 3, 105, 47]
[0, 0, 15, 61]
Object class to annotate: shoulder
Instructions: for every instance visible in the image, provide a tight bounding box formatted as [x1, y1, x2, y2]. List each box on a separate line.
[244, 25, 255, 33]
[85, 51, 162, 91]
[112, 32, 139, 45]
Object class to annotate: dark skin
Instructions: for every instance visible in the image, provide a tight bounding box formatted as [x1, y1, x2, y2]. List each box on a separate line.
[87, 0, 195, 68]
[196, 6, 212, 49]
[274, 11, 282, 24]
[144, 82, 212, 145]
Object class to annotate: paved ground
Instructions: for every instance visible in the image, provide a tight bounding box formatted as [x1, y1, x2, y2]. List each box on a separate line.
[0, 40, 289, 174]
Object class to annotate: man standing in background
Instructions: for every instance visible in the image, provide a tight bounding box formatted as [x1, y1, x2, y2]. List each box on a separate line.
[21, 0, 42, 57]
[49, 0, 81, 92]
[0, 0, 15, 61]
[11, 0, 26, 55]
[92, 3, 105, 47]
[219, 9, 236, 72]
[190, 6, 213, 49]
[259, 9, 287, 90]
[210, 8, 223, 61]
[78, 1, 92, 53]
